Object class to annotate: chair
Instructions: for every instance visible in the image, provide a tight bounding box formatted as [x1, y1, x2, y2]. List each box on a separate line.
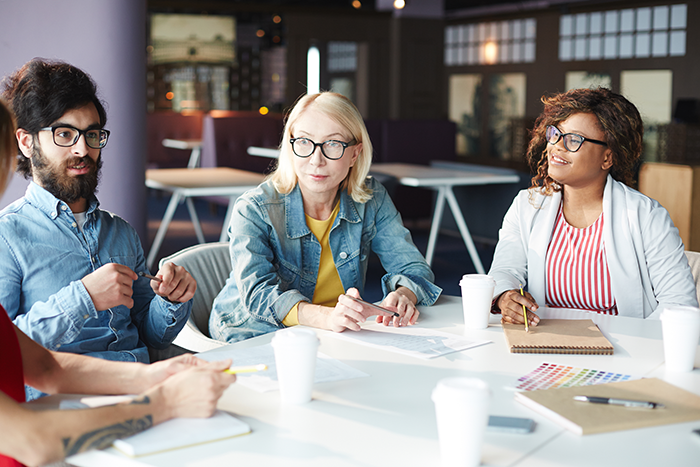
[684, 251, 700, 305]
[158, 242, 232, 354]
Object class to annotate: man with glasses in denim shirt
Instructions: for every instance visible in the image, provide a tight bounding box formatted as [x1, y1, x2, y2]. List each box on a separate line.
[0, 59, 196, 399]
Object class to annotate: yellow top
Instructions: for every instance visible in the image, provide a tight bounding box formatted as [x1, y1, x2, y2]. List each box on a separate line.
[282, 202, 344, 326]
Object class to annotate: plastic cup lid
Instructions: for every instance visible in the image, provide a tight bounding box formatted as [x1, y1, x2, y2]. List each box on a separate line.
[432, 377, 489, 401]
[271, 327, 319, 345]
[660, 305, 700, 322]
[459, 274, 495, 287]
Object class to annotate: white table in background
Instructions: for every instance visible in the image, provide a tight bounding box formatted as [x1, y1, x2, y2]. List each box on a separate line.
[161, 138, 202, 168]
[145, 167, 264, 269]
[369, 163, 520, 273]
[247, 146, 280, 159]
[67, 296, 700, 467]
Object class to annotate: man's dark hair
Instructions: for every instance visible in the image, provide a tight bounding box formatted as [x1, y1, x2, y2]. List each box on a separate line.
[1, 59, 107, 178]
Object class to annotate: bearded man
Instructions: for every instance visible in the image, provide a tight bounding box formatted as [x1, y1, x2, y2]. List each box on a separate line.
[0, 59, 196, 399]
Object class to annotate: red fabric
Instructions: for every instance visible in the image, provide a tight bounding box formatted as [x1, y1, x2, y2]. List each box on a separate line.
[545, 205, 618, 314]
[0, 306, 26, 467]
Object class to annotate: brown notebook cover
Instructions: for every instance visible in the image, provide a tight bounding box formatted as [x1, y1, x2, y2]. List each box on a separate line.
[502, 319, 614, 354]
[515, 378, 700, 435]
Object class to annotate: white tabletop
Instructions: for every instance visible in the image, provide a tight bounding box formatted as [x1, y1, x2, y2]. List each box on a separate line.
[369, 163, 520, 188]
[161, 138, 202, 150]
[66, 296, 700, 467]
[145, 167, 265, 195]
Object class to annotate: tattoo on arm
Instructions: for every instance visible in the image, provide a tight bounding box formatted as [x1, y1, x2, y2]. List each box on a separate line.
[62, 398, 154, 457]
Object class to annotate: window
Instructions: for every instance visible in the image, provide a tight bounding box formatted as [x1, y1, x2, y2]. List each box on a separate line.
[445, 19, 536, 66]
[559, 4, 686, 61]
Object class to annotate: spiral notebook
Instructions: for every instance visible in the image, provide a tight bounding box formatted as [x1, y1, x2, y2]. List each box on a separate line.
[515, 378, 700, 435]
[502, 319, 614, 355]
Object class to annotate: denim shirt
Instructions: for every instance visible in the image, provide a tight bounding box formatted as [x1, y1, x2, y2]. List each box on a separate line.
[0, 182, 191, 363]
[210, 177, 442, 343]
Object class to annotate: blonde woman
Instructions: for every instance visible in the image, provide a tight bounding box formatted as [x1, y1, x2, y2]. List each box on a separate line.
[211, 92, 441, 343]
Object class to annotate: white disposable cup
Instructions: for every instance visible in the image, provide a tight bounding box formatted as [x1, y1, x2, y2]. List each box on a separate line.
[459, 274, 496, 330]
[432, 377, 490, 467]
[660, 305, 700, 372]
[271, 327, 320, 404]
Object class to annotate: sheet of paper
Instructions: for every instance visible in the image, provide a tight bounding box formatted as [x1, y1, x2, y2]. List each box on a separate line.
[513, 361, 641, 391]
[197, 344, 368, 393]
[325, 323, 491, 359]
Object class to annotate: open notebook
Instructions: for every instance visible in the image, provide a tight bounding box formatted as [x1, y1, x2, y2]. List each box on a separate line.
[112, 410, 251, 457]
[503, 319, 614, 354]
[515, 378, 700, 435]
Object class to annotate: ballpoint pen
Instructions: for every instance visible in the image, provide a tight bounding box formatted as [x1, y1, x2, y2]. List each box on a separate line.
[519, 283, 529, 333]
[138, 271, 163, 283]
[224, 364, 268, 375]
[346, 295, 400, 317]
[573, 395, 665, 409]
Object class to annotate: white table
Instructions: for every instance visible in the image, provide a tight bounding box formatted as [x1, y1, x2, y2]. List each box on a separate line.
[161, 138, 202, 168]
[369, 163, 520, 273]
[145, 167, 264, 269]
[66, 296, 700, 466]
[247, 145, 281, 159]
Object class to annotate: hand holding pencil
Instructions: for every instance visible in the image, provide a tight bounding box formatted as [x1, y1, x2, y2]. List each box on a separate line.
[495, 286, 540, 327]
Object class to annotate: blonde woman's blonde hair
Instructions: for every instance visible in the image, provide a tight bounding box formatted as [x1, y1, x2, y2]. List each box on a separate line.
[268, 92, 373, 203]
[0, 99, 17, 194]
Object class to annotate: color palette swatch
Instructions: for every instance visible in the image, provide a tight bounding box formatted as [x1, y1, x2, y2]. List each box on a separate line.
[515, 362, 637, 391]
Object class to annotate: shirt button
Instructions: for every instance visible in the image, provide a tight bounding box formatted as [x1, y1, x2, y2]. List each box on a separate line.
[55, 344, 61, 349]
[51, 212, 56, 217]
[339, 252, 348, 259]
[83, 314, 89, 319]
[72, 222, 77, 228]
[61, 205, 67, 211]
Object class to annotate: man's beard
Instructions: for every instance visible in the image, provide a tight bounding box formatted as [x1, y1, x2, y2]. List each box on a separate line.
[31, 146, 102, 206]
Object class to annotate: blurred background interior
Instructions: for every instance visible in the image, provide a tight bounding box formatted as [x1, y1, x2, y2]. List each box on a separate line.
[1, 0, 699, 298]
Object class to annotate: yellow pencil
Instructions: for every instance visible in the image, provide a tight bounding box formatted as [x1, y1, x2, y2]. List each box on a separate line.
[519, 283, 529, 333]
[224, 364, 268, 375]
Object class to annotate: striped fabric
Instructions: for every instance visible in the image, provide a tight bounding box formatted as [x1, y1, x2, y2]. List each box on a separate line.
[545, 204, 617, 314]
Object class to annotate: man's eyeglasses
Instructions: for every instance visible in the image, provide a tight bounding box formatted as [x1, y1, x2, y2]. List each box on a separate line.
[545, 125, 607, 153]
[289, 137, 355, 160]
[40, 125, 110, 149]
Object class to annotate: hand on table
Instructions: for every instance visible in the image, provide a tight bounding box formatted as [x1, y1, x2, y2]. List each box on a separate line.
[151, 359, 235, 421]
[496, 289, 540, 327]
[326, 288, 396, 332]
[376, 286, 419, 327]
[140, 354, 210, 390]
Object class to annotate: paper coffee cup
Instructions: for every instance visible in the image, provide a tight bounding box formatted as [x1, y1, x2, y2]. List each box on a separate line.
[432, 377, 490, 467]
[271, 327, 320, 404]
[459, 274, 496, 330]
[660, 305, 700, 372]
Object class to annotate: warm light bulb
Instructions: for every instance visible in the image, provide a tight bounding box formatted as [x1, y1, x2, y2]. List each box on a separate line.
[165, 91, 174, 100]
[352, 0, 361, 8]
[484, 41, 498, 64]
[393, 0, 405, 9]
[259, 106, 269, 115]
[256, 29, 265, 38]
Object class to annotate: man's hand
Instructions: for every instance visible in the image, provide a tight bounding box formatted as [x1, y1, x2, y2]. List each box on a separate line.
[149, 262, 197, 303]
[81, 263, 138, 311]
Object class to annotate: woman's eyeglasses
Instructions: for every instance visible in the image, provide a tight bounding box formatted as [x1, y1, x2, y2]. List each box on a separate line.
[289, 137, 356, 160]
[545, 125, 607, 153]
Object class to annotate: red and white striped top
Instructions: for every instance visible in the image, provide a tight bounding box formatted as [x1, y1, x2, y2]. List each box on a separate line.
[545, 204, 617, 315]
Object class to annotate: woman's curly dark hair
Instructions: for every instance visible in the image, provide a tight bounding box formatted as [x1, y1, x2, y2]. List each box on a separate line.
[527, 87, 643, 195]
